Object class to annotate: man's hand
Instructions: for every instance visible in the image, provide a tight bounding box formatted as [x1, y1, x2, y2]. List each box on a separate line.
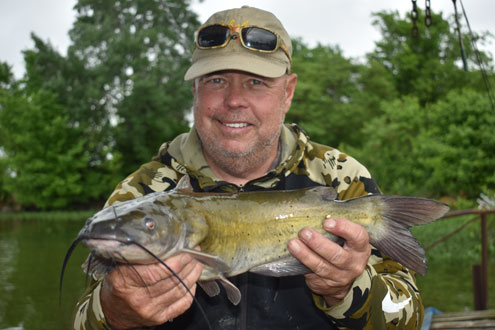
[288, 217, 371, 307]
[100, 251, 203, 330]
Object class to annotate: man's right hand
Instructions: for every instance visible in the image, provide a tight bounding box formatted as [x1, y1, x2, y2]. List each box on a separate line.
[100, 251, 203, 330]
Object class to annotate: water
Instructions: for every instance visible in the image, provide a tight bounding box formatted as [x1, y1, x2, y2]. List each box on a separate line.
[0, 218, 89, 330]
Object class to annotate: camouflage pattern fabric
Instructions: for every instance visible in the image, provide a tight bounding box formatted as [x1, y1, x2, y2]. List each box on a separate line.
[73, 123, 424, 329]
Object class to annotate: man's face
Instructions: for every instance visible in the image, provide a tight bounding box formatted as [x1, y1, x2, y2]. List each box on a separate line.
[192, 70, 297, 164]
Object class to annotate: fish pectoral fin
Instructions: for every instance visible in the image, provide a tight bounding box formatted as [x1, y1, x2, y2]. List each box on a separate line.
[198, 280, 221, 297]
[249, 258, 310, 277]
[181, 248, 231, 273]
[218, 275, 241, 305]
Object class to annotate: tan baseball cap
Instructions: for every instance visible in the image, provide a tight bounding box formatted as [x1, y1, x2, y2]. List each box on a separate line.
[184, 6, 292, 81]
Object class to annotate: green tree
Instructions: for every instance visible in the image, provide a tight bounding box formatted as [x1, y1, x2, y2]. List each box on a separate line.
[23, 34, 111, 158]
[416, 89, 495, 197]
[68, 0, 199, 176]
[349, 89, 495, 198]
[347, 96, 426, 196]
[3, 0, 200, 208]
[20, 37, 119, 207]
[0, 89, 91, 209]
[289, 40, 362, 147]
[288, 39, 398, 149]
[0, 62, 15, 206]
[369, 9, 491, 105]
[0, 62, 16, 90]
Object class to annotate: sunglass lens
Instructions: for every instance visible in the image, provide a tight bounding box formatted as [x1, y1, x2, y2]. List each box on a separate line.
[198, 25, 230, 47]
[242, 27, 277, 51]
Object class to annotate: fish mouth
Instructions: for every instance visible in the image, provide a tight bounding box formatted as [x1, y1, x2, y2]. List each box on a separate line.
[81, 236, 154, 263]
[83, 238, 124, 258]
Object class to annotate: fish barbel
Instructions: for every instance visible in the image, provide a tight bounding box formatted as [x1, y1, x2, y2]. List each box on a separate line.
[67, 176, 449, 305]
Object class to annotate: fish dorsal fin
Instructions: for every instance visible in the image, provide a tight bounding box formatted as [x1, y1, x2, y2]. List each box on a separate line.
[181, 248, 231, 273]
[320, 186, 338, 201]
[301, 186, 337, 202]
[176, 174, 193, 193]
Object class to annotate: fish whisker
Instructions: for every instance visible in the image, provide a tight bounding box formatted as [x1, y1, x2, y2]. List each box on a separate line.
[59, 237, 82, 305]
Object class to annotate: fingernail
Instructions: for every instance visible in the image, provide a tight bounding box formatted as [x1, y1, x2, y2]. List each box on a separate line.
[324, 219, 336, 230]
[300, 228, 312, 241]
[288, 239, 301, 253]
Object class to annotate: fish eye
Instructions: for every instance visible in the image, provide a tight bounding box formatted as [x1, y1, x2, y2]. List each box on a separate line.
[143, 217, 157, 231]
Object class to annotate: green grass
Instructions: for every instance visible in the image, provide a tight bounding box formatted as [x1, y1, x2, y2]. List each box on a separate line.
[412, 214, 495, 311]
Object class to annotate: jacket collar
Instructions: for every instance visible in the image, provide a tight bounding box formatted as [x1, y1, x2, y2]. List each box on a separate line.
[161, 123, 309, 191]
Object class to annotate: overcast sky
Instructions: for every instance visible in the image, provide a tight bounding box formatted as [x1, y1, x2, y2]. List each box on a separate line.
[1, 0, 493, 78]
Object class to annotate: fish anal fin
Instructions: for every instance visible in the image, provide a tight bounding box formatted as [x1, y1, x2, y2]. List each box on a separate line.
[218, 275, 241, 305]
[181, 248, 231, 273]
[198, 280, 220, 297]
[250, 258, 310, 277]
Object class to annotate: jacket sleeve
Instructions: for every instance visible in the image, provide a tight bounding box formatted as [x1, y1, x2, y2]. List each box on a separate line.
[308, 149, 424, 329]
[313, 253, 424, 329]
[72, 279, 114, 330]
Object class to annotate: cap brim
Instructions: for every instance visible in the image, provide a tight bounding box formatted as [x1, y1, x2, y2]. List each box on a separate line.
[184, 49, 288, 81]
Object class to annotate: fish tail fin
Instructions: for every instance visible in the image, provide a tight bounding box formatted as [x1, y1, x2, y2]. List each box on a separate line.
[368, 196, 449, 275]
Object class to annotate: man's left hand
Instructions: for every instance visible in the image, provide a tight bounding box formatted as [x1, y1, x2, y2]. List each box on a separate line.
[288, 217, 371, 307]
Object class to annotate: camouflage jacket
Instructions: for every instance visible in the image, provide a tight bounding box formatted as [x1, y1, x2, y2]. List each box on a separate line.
[73, 123, 424, 330]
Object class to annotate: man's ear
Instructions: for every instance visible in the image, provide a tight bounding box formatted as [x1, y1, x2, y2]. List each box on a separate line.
[283, 73, 298, 114]
[192, 78, 198, 95]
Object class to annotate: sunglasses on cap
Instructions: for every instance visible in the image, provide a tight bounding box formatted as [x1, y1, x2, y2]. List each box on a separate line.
[195, 24, 292, 65]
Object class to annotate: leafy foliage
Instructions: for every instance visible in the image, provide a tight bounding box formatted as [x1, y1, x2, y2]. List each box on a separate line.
[341, 10, 495, 198]
[0, 89, 90, 209]
[68, 0, 197, 175]
[369, 9, 486, 105]
[289, 41, 363, 147]
[348, 89, 495, 198]
[416, 89, 495, 197]
[289, 40, 399, 149]
[0, 5, 494, 209]
[345, 96, 426, 195]
[0, 0, 199, 209]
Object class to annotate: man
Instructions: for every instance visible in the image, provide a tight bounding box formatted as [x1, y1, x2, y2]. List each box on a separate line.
[73, 6, 424, 329]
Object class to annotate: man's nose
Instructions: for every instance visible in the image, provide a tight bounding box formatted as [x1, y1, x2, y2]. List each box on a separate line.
[224, 82, 248, 109]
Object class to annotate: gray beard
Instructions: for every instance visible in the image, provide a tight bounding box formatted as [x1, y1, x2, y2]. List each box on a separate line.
[199, 125, 282, 178]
